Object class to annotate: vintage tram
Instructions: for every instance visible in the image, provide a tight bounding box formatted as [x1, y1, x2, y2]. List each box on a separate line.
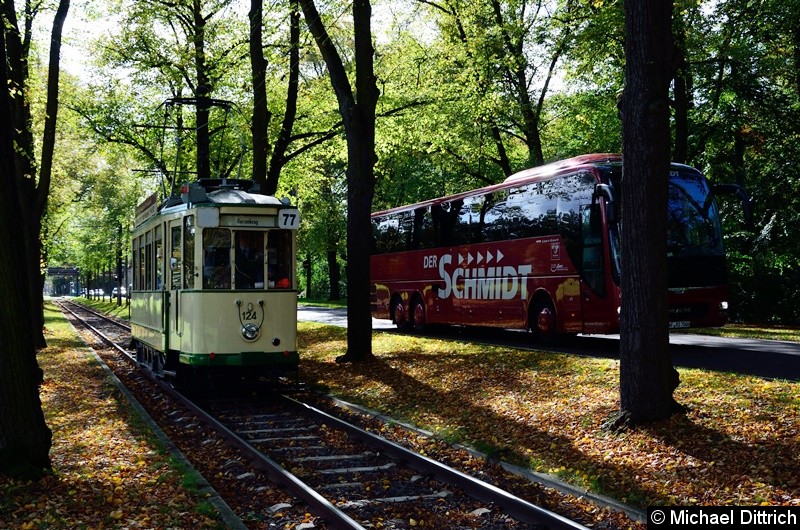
[130, 179, 301, 386]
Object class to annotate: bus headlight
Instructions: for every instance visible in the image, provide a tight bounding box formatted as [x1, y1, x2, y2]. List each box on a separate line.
[719, 301, 729, 311]
[242, 323, 260, 341]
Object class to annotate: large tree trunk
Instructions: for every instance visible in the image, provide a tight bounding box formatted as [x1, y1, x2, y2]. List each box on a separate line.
[265, 0, 300, 194]
[2, 0, 70, 350]
[0, 21, 52, 479]
[672, 21, 690, 165]
[299, 0, 378, 363]
[249, 0, 270, 189]
[193, 0, 211, 180]
[2, 0, 44, 349]
[616, 0, 683, 426]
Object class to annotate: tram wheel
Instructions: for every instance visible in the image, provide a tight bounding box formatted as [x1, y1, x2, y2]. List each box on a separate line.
[531, 297, 557, 343]
[411, 297, 426, 332]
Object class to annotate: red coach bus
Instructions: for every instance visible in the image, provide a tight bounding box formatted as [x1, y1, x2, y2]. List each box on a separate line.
[370, 154, 734, 340]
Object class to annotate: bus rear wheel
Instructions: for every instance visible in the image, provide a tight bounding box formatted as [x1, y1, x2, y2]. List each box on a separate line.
[392, 296, 410, 331]
[411, 298, 426, 332]
[531, 298, 557, 343]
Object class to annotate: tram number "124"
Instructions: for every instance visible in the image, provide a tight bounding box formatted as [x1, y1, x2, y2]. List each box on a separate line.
[278, 209, 301, 229]
[241, 309, 259, 321]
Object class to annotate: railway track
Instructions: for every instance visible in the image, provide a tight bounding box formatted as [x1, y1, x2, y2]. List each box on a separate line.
[58, 300, 594, 529]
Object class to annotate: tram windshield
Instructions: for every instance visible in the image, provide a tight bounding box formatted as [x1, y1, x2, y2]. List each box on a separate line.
[235, 231, 265, 288]
[202, 228, 293, 290]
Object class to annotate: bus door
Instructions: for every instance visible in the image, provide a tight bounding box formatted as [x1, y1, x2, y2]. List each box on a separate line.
[427, 245, 460, 325]
[579, 204, 613, 332]
[426, 201, 463, 326]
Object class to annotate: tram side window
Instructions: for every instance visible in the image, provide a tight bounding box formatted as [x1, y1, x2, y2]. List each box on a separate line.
[267, 230, 292, 289]
[235, 231, 265, 289]
[203, 227, 231, 289]
[184, 216, 195, 289]
[170, 226, 181, 289]
[155, 226, 163, 290]
[134, 236, 144, 291]
[145, 231, 153, 290]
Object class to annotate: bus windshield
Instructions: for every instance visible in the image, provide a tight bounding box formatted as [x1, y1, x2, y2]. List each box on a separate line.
[605, 166, 726, 288]
[667, 172, 724, 258]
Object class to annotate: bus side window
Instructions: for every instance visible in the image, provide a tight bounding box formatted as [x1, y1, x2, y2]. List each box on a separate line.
[580, 204, 606, 297]
[433, 200, 463, 247]
[411, 206, 434, 250]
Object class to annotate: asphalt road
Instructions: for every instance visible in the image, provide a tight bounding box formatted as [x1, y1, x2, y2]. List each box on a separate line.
[297, 306, 800, 381]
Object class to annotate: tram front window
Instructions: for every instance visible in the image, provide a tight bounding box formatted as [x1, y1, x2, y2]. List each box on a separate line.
[203, 228, 231, 289]
[235, 231, 265, 289]
[267, 230, 293, 289]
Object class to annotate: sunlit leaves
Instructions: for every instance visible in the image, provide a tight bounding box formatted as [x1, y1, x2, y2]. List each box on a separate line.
[298, 321, 800, 507]
[0, 306, 222, 529]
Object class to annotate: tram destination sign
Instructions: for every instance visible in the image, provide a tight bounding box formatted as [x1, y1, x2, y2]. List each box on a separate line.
[220, 214, 276, 228]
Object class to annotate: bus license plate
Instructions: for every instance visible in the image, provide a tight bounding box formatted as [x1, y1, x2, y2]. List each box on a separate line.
[669, 321, 690, 329]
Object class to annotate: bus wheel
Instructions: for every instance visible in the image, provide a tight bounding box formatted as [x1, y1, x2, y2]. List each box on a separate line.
[411, 298, 426, 332]
[531, 298, 557, 343]
[392, 296, 410, 330]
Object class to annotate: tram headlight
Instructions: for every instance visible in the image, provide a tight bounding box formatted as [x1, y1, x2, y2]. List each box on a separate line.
[242, 323, 260, 341]
[719, 301, 729, 311]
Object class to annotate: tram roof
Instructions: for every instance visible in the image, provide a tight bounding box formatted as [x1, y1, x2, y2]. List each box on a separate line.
[135, 180, 288, 227]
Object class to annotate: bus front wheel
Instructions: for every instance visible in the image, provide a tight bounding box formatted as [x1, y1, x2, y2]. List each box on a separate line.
[531, 298, 557, 343]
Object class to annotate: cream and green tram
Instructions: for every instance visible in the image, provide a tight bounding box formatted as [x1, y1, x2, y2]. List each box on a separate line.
[130, 181, 300, 386]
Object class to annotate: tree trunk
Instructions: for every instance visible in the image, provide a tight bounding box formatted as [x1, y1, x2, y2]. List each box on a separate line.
[672, 24, 689, 165]
[265, 0, 300, 195]
[327, 248, 340, 300]
[193, 0, 211, 180]
[249, 0, 270, 189]
[616, 0, 682, 427]
[299, 0, 378, 363]
[0, 23, 52, 479]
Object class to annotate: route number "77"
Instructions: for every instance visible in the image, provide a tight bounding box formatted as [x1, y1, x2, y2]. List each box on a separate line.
[278, 209, 301, 229]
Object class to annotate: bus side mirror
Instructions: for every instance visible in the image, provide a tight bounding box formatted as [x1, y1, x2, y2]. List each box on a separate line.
[713, 183, 753, 229]
[593, 183, 617, 225]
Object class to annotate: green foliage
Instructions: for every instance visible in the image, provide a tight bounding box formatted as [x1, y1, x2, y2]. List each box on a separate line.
[32, 0, 800, 325]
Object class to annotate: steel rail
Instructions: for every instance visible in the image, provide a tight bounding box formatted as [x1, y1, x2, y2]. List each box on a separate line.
[58, 301, 367, 530]
[287, 395, 591, 530]
[61, 300, 592, 530]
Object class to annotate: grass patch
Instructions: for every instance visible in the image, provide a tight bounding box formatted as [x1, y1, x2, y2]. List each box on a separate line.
[683, 323, 800, 342]
[298, 297, 347, 308]
[63, 296, 132, 321]
[297, 321, 800, 508]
